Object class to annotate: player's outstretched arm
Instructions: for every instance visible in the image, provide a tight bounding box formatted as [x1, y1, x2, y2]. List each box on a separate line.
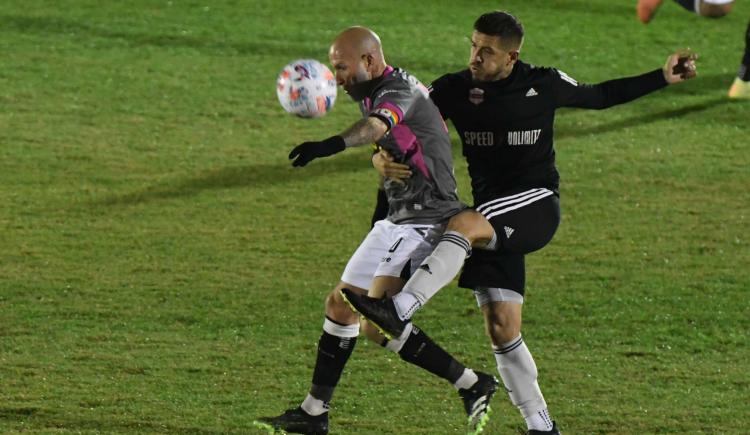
[663, 51, 698, 84]
[288, 116, 389, 167]
[555, 50, 698, 110]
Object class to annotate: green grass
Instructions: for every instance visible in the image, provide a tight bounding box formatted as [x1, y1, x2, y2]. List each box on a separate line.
[1, 0, 748, 433]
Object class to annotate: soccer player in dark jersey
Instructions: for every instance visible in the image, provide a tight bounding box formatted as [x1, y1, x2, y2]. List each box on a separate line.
[342, 11, 697, 435]
[256, 26, 498, 435]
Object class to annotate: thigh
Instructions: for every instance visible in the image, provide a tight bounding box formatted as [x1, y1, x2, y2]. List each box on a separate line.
[340, 221, 391, 290]
[372, 222, 444, 281]
[341, 220, 443, 290]
[475, 188, 560, 255]
[369, 275, 406, 299]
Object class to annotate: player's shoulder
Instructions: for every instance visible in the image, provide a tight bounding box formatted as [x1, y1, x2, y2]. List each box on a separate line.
[377, 67, 422, 92]
[516, 61, 578, 89]
[517, 61, 558, 79]
[430, 69, 471, 92]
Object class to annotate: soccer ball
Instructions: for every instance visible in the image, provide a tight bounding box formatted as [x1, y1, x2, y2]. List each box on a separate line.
[276, 59, 337, 118]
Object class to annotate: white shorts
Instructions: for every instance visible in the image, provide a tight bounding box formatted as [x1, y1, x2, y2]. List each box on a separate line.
[341, 220, 444, 290]
[701, 0, 732, 4]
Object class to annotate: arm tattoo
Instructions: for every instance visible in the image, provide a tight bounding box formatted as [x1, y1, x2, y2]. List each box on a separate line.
[341, 117, 388, 147]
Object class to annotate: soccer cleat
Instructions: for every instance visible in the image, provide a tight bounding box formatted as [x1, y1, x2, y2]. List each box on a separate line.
[636, 0, 664, 23]
[728, 77, 750, 99]
[528, 421, 561, 435]
[253, 407, 329, 435]
[340, 288, 407, 340]
[459, 372, 499, 434]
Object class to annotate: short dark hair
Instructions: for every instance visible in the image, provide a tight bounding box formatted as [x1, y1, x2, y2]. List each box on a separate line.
[473, 11, 524, 50]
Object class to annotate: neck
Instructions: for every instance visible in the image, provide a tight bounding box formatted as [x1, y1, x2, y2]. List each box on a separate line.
[370, 61, 387, 79]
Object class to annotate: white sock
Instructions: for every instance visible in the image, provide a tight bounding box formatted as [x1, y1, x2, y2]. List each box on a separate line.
[301, 393, 329, 416]
[454, 368, 479, 390]
[493, 335, 553, 431]
[384, 322, 414, 353]
[392, 292, 421, 321]
[526, 408, 554, 432]
[400, 231, 471, 314]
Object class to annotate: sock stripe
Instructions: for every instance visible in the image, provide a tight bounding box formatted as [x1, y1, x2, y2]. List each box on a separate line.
[323, 317, 360, 338]
[494, 336, 524, 355]
[402, 301, 421, 318]
[440, 233, 471, 253]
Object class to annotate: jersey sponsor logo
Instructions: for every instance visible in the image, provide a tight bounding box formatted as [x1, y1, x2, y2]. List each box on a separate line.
[504, 226, 515, 238]
[468, 87, 484, 105]
[464, 131, 495, 146]
[507, 129, 541, 146]
[375, 89, 402, 99]
[525, 87, 538, 97]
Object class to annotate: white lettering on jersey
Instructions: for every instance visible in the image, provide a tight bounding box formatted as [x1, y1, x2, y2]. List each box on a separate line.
[463, 131, 495, 146]
[507, 129, 542, 146]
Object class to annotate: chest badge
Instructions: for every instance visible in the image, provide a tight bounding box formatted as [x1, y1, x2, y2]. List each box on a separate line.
[468, 88, 484, 105]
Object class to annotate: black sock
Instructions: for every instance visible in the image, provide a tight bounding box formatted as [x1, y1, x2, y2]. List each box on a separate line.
[673, 0, 695, 12]
[309, 331, 357, 403]
[740, 20, 750, 81]
[397, 325, 465, 384]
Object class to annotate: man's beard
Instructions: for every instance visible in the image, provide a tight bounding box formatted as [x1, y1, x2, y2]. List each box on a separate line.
[344, 69, 380, 101]
[344, 80, 376, 101]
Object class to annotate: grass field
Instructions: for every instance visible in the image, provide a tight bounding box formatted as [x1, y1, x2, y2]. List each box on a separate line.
[1, 0, 749, 433]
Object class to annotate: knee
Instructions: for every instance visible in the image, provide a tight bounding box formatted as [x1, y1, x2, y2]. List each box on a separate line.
[325, 288, 359, 325]
[699, 1, 733, 17]
[485, 312, 521, 345]
[447, 210, 492, 245]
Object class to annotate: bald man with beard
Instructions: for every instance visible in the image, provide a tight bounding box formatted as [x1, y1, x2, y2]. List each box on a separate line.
[255, 27, 499, 435]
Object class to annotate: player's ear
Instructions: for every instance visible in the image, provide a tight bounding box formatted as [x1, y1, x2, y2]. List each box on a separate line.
[508, 51, 519, 64]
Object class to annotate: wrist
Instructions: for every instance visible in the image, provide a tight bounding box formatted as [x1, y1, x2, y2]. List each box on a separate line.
[325, 135, 346, 151]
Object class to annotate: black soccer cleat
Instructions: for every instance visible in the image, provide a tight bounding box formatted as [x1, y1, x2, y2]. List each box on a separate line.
[459, 372, 499, 434]
[528, 421, 561, 435]
[253, 407, 329, 435]
[340, 288, 407, 339]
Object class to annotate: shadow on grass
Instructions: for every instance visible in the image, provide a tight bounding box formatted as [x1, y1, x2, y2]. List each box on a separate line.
[557, 95, 733, 140]
[97, 152, 370, 206]
[0, 14, 317, 58]
[0, 406, 246, 434]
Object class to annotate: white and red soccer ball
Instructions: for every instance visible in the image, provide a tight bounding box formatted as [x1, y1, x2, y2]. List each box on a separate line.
[276, 59, 337, 118]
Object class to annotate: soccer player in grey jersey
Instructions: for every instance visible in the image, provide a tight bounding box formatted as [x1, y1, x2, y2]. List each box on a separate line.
[344, 11, 698, 435]
[256, 26, 498, 435]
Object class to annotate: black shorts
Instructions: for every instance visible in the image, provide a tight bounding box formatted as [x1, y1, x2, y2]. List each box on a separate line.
[458, 187, 560, 295]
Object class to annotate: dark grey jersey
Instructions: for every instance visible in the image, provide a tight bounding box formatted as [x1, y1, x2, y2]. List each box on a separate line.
[362, 67, 465, 224]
